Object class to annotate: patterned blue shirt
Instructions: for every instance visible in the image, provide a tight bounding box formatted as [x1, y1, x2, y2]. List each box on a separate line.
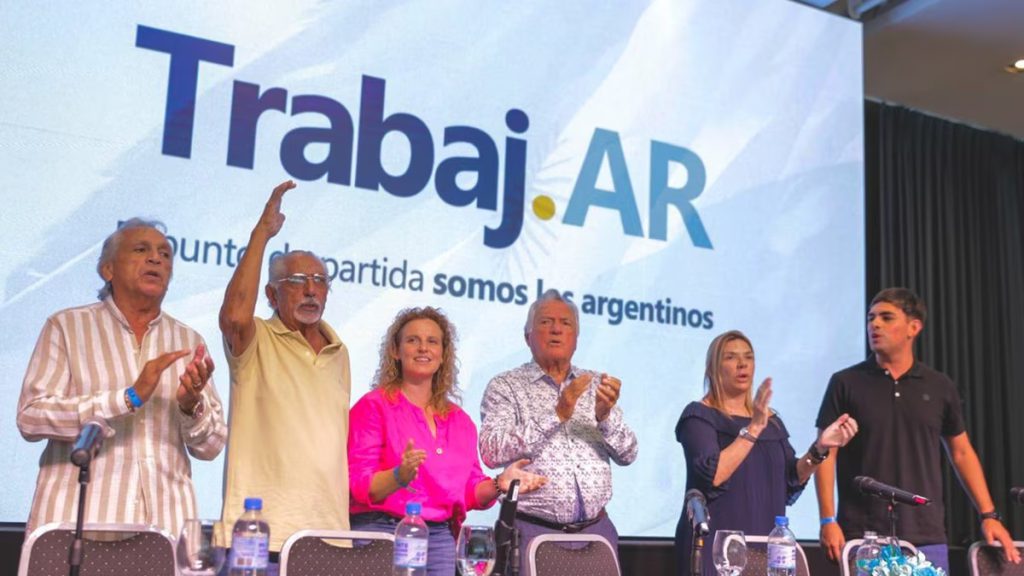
[479, 361, 638, 524]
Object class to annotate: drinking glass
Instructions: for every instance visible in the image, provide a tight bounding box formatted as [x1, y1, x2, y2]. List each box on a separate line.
[176, 519, 226, 576]
[712, 529, 747, 576]
[456, 524, 496, 576]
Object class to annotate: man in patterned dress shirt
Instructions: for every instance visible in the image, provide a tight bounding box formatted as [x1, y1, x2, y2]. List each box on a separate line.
[480, 289, 638, 574]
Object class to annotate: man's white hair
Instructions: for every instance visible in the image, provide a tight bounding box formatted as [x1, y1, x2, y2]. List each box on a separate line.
[524, 289, 580, 335]
[96, 218, 167, 301]
[265, 250, 327, 308]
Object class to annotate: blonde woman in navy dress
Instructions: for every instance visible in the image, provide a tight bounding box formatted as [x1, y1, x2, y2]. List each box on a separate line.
[674, 330, 859, 575]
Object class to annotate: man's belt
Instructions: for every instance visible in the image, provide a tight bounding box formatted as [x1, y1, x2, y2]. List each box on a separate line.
[516, 509, 606, 533]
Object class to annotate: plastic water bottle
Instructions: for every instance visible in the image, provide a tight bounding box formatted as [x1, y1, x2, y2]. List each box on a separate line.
[855, 531, 882, 575]
[394, 501, 429, 576]
[228, 497, 270, 576]
[766, 515, 797, 576]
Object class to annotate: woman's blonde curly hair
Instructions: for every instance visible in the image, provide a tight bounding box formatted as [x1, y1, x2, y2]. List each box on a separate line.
[373, 306, 461, 415]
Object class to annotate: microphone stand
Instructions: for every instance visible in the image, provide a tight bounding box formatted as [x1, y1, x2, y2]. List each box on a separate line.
[493, 524, 520, 576]
[509, 527, 520, 576]
[690, 531, 704, 576]
[69, 462, 90, 576]
[493, 479, 520, 576]
[685, 490, 709, 576]
[887, 496, 901, 552]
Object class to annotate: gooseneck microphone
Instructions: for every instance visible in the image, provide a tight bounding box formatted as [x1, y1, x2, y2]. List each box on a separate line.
[1011, 487, 1024, 504]
[69, 416, 111, 576]
[70, 417, 109, 467]
[493, 479, 521, 576]
[685, 489, 710, 536]
[854, 476, 930, 506]
[685, 489, 710, 576]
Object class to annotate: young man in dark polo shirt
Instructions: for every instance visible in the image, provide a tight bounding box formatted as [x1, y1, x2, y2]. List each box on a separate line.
[814, 288, 1019, 572]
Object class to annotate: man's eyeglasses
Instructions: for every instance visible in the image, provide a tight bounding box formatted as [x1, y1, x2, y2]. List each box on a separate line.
[274, 273, 332, 288]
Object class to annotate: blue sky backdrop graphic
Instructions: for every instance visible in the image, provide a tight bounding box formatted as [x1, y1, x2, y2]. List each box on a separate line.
[0, 0, 863, 538]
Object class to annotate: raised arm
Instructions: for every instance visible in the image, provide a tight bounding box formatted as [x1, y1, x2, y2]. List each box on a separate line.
[219, 180, 295, 355]
[709, 379, 774, 486]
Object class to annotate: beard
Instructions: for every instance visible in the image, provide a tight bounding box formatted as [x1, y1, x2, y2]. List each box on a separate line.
[293, 300, 323, 325]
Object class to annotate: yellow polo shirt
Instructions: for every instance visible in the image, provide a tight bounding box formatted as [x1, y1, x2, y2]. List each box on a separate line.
[218, 314, 351, 551]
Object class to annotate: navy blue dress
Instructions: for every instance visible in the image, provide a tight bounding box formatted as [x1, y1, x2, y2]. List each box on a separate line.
[674, 402, 806, 575]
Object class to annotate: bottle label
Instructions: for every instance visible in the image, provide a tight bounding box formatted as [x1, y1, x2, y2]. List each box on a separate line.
[394, 537, 428, 568]
[767, 543, 796, 569]
[230, 534, 269, 569]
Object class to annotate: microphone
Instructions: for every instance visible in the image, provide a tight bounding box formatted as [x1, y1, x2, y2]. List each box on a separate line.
[854, 476, 930, 506]
[70, 417, 110, 467]
[1011, 487, 1024, 504]
[494, 479, 520, 576]
[685, 489, 710, 536]
[496, 478, 520, 536]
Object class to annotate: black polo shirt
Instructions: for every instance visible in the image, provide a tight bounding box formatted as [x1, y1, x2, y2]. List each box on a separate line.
[815, 356, 965, 545]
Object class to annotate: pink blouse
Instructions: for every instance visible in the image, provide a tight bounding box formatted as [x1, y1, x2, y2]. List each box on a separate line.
[348, 389, 493, 525]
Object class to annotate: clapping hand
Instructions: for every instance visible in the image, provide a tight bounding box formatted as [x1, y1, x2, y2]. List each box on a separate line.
[749, 378, 773, 435]
[556, 373, 592, 422]
[595, 373, 622, 422]
[175, 345, 214, 415]
[396, 438, 428, 486]
[134, 349, 191, 404]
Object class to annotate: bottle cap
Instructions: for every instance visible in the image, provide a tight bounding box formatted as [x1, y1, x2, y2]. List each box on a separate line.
[244, 497, 263, 511]
[406, 501, 422, 515]
[775, 515, 789, 526]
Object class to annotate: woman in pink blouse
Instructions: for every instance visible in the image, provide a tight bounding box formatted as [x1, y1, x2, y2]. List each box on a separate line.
[348, 306, 545, 576]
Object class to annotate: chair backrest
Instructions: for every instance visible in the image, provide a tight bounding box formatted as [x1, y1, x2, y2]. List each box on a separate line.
[527, 533, 620, 576]
[17, 522, 176, 576]
[841, 537, 918, 576]
[279, 529, 395, 576]
[741, 535, 810, 576]
[969, 541, 1024, 576]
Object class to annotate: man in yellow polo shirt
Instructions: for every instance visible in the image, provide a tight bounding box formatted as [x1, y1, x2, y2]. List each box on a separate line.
[218, 180, 351, 552]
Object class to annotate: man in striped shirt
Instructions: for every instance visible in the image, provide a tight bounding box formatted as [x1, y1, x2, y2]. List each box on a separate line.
[17, 219, 227, 538]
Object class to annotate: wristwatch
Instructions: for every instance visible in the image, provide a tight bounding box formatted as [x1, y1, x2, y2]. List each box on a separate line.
[180, 397, 205, 419]
[738, 427, 758, 443]
[980, 510, 1002, 522]
[807, 441, 829, 464]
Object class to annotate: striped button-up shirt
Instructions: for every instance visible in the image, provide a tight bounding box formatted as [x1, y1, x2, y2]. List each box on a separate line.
[17, 298, 227, 536]
[479, 361, 638, 524]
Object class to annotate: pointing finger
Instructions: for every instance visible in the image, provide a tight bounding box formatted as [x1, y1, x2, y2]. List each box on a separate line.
[270, 180, 295, 202]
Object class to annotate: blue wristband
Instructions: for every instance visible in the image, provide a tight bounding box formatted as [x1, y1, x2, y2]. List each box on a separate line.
[393, 465, 409, 488]
[820, 516, 837, 526]
[126, 387, 144, 408]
